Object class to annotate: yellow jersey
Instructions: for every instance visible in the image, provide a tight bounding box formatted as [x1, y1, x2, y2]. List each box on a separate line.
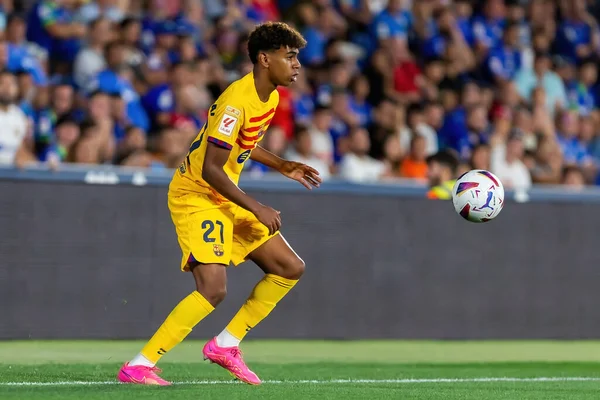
[427, 180, 456, 200]
[169, 72, 279, 200]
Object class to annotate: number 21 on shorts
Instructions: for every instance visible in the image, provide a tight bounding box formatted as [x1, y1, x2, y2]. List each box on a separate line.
[202, 220, 225, 257]
[202, 220, 224, 243]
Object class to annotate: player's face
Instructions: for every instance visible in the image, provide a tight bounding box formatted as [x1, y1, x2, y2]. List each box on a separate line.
[268, 46, 301, 87]
[427, 161, 443, 187]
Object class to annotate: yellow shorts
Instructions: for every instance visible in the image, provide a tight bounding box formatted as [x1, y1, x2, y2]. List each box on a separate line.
[168, 191, 277, 270]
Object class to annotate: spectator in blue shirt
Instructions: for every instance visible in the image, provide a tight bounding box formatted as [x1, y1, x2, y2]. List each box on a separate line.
[455, 0, 475, 46]
[370, 0, 412, 45]
[89, 41, 149, 131]
[335, 0, 371, 28]
[298, 3, 343, 67]
[26, 0, 87, 65]
[438, 81, 482, 159]
[142, 62, 194, 131]
[6, 13, 49, 67]
[472, 0, 506, 61]
[0, 39, 47, 86]
[143, 20, 177, 87]
[579, 114, 600, 165]
[566, 57, 599, 117]
[348, 74, 372, 128]
[553, 0, 599, 64]
[290, 72, 314, 127]
[556, 109, 593, 166]
[30, 81, 74, 158]
[39, 114, 80, 163]
[466, 104, 493, 148]
[486, 22, 522, 85]
[417, 7, 450, 60]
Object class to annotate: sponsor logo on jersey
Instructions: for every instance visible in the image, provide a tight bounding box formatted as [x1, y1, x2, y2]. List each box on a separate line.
[218, 115, 238, 136]
[237, 150, 251, 163]
[225, 105, 241, 116]
[213, 244, 224, 257]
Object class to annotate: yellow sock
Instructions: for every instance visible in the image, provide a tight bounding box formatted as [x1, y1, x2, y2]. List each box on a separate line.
[225, 274, 298, 340]
[141, 291, 214, 363]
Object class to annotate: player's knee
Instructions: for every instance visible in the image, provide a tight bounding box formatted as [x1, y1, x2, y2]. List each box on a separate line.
[281, 256, 305, 280]
[199, 285, 227, 307]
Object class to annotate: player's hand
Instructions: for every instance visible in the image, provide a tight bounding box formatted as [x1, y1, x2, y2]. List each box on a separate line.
[253, 204, 282, 235]
[279, 161, 322, 190]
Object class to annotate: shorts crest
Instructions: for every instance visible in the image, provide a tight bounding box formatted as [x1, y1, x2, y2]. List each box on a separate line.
[213, 244, 224, 257]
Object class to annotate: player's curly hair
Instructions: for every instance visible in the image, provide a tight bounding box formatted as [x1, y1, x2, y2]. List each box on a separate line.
[247, 22, 307, 64]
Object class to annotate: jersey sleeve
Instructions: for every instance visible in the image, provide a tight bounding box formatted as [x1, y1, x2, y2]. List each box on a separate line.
[205, 101, 244, 150]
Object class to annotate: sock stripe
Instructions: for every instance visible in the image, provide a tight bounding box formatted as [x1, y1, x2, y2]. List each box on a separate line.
[265, 274, 298, 288]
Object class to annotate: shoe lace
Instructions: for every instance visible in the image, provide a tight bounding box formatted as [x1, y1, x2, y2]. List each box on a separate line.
[142, 366, 163, 375]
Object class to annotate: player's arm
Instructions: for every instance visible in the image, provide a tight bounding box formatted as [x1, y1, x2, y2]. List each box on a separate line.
[39, 3, 86, 39]
[250, 145, 322, 190]
[203, 143, 281, 235]
[201, 103, 281, 234]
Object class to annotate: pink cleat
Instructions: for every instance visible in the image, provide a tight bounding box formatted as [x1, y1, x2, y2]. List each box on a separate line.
[117, 362, 171, 386]
[202, 337, 262, 385]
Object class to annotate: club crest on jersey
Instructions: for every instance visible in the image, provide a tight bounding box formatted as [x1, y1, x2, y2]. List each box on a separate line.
[178, 162, 187, 174]
[213, 244, 224, 257]
[237, 150, 251, 163]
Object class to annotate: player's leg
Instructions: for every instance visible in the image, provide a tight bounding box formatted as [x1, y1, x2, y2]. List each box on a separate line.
[203, 233, 304, 385]
[134, 261, 227, 362]
[117, 261, 227, 386]
[219, 234, 304, 344]
[118, 194, 233, 385]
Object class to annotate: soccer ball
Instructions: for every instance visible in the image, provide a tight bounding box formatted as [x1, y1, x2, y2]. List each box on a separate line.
[452, 170, 504, 223]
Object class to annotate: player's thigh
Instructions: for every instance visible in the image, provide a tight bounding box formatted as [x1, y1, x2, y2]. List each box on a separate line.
[247, 234, 305, 280]
[169, 193, 235, 269]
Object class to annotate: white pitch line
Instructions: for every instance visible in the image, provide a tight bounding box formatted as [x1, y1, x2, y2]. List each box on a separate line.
[2, 377, 600, 386]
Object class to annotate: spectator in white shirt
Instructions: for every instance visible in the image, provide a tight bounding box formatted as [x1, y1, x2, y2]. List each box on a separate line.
[308, 104, 335, 169]
[76, 0, 125, 24]
[285, 126, 331, 181]
[398, 103, 439, 157]
[339, 127, 388, 183]
[0, 71, 34, 167]
[491, 129, 532, 190]
[73, 17, 112, 89]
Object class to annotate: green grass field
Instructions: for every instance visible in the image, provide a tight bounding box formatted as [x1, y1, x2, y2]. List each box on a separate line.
[2, 340, 600, 399]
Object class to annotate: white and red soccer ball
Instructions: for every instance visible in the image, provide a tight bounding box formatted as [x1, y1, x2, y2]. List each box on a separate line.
[452, 170, 505, 223]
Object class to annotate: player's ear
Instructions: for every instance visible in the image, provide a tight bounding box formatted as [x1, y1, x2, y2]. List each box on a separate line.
[258, 51, 270, 68]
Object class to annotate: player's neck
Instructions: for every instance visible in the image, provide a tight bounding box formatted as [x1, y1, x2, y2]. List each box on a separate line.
[253, 68, 276, 103]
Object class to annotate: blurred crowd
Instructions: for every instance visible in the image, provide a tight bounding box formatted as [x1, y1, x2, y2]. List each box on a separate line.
[1, 0, 600, 191]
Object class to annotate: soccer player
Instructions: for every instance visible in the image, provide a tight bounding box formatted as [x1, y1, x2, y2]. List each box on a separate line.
[426, 149, 459, 200]
[117, 22, 320, 386]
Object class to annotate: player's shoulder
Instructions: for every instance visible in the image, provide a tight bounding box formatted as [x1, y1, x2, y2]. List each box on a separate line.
[217, 73, 254, 104]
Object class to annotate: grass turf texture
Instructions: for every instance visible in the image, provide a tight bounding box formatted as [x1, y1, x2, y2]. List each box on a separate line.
[2, 341, 600, 399]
